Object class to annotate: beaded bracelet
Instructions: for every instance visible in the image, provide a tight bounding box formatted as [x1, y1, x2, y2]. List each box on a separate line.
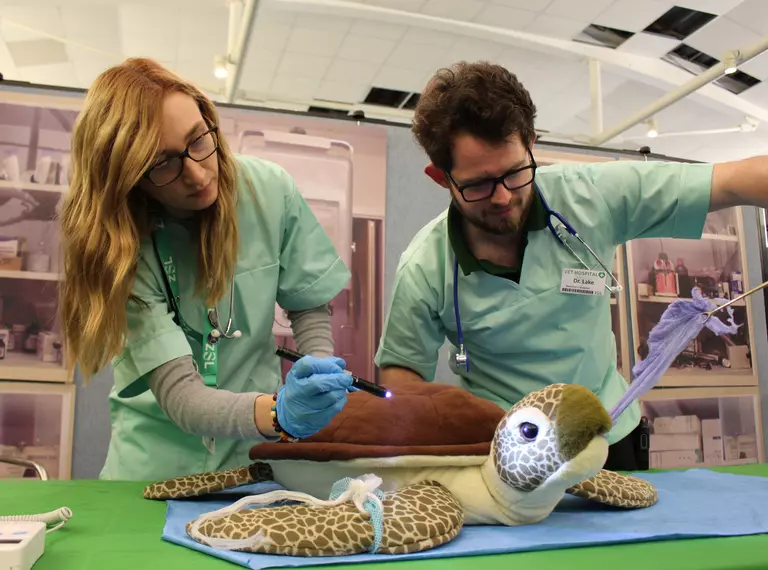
[271, 393, 299, 442]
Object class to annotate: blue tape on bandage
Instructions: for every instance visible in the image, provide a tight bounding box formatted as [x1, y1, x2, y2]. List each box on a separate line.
[329, 477, 385, 554]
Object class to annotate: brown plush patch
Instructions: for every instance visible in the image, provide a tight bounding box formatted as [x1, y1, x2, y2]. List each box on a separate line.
[566, 469, 658, 508]
[555, 385, 612, 461]
[186, 480, 464, 556]
[143, 463, 274, 500]
[250, 377, 505, 462]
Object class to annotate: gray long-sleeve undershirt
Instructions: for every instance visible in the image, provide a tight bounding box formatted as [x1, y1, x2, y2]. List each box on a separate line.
[146, 304, 334, 440]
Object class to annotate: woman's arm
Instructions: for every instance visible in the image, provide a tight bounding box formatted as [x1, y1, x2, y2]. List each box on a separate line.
[147, 356, 279, 440]
[285, 303, 334, 357]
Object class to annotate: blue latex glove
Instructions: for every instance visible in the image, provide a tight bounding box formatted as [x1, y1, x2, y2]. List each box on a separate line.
[275, 355, 355, 439]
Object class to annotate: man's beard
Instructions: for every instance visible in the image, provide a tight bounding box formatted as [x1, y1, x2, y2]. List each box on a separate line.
[453, 193, 531, 236]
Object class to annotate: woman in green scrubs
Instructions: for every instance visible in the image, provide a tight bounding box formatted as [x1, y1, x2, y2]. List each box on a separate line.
[59, 58, 353, 480]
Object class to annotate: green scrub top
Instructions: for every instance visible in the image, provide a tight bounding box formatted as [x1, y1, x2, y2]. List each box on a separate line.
[99, 154, 351, 481]
[375, 159, 714, 445]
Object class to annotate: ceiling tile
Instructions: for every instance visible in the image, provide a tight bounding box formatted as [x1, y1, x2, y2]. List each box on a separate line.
[18, 61, 79, 89]
[6, 38, 68, 67]
[324, 58, 380, 84]
[364, 0, 427, 11]
[237, 49, 280, 93]
[278, 52, 332, 79]
[525, 13, 589, 40]
[372, 65, 429, 92]
[673, 0, 745, 15]
[172, 60, 222, 95]
[269, 75, 320, 100]
[617, 31, 680, 58]
[0, 37, 19, 79]
[400, 27, 456, 48]
[119, 5, 179, 62]
[336, 34, 397, 64]
[385, 41, 453, 71]
[739, 52, 768, 81]
[349, 19, 407, 41]
[593, 0, 674, 33]
[420, 0, 485, 21]
[294, 12, 353, 33]
[176, 10, 228, 64]
[474, 4, 538, 30]
[315, 80, 369, 103]
[444, 38, 506, 62]
[61, 6, 121, 55]
[545, 0, 614, 22]
[70, 54, 123, 88]
[249, 22, 292, 54]
[737, 79, 768, 107]
[0, 7, 62, 42]
[284, 28, 345, 57]
[242, 49, 282, 79]
[251, 5, 297, 26]
[489, 0, 553, 11]
[685, 16, 762, 59]
[725, 0, 768, 36]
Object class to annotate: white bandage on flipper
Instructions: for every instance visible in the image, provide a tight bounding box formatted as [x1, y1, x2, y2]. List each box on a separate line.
[187, 474, 385, 551]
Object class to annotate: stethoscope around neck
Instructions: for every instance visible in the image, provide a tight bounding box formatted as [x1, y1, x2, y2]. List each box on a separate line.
[207, 290, 242, 341]
[452, 183, 622, 372]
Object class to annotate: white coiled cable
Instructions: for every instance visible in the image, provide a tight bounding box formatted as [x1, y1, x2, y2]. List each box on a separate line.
[0, 507, 73, 533]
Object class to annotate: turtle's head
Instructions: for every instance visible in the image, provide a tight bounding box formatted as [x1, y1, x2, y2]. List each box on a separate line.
[490, 383, 612, 494]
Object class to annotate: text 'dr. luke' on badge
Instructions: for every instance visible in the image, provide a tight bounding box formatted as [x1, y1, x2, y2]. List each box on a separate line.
[560, 268, 606, 296]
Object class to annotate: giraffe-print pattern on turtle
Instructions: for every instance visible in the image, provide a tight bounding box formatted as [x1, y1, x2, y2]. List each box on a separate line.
[143, 462, 274, 500]
[493, 385, 565, 492]
[186, 481, 464, 556]
[567, 469, 658, 508]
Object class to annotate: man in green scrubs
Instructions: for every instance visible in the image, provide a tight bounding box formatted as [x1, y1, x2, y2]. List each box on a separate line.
[375, 61, 768, 470]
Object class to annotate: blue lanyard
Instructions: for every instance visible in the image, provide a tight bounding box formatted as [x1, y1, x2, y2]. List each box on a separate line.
[153, 218, 219, 389]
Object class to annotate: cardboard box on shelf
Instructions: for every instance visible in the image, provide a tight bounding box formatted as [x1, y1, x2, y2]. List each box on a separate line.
[725, 345, 750, 369]
[653, 415, 702, 434]
[738, 434, 758, 459]
[0, 238, 19, 258]
[650, 432, 702, 452]
[0, 256, 21, 271]
[724, 435, 758, 462]
[651, 449, 703, 468]
[702, 419, 724, 464]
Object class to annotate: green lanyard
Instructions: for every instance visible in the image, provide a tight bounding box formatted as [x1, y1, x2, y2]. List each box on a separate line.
[153, 218, 219, 389]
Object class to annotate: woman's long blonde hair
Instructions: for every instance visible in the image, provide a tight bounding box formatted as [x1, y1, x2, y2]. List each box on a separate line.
[60, 58, 239, 382]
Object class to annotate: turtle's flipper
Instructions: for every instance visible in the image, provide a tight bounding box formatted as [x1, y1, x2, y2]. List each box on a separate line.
[566, 469, 657, 508]
[186, 480, 464, 556]
[143, 462, 274, 500]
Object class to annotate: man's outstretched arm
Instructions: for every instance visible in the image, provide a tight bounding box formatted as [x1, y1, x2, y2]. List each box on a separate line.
[711, 157, 768, 211]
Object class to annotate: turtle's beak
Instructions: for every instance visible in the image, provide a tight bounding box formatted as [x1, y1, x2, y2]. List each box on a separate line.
[555, 384, 612, 462]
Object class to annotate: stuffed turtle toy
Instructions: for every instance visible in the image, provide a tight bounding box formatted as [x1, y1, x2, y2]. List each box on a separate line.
[144, 378, 657, 556]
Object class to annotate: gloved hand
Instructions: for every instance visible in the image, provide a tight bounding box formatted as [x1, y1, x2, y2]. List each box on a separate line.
[275, 355, 355, 439]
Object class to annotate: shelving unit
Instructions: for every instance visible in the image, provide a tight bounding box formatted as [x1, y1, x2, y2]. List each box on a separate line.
[627, 207, 757, 388]
[0, 97, 74, 480]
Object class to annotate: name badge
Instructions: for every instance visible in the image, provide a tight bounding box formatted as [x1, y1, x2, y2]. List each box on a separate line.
[560, 268, 606, 296]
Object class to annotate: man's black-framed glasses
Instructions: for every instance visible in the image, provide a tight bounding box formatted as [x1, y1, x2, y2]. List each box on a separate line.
[146, 125, 219, 187]
[445, 149, 537, 203]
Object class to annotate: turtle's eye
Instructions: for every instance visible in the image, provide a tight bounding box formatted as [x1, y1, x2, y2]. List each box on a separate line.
[519, 422, 539, 441]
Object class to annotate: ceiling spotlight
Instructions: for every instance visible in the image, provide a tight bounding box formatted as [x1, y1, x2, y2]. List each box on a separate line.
[724, 50, 740, 74]
[739, 116, 759, 132]
[214, 56, 228, 79]
[645, 118, 658, 138]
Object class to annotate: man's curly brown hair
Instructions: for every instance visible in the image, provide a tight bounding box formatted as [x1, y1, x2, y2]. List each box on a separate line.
[412, 61, 537, 172]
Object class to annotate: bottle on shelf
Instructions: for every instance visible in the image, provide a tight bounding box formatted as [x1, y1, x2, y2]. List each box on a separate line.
[653, 252, 677, 297]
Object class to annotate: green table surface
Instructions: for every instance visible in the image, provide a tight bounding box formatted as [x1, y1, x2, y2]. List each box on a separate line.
[1, 465, 767, 570]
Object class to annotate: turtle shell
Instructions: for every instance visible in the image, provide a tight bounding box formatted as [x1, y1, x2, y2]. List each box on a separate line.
[249, 377, 506, 463]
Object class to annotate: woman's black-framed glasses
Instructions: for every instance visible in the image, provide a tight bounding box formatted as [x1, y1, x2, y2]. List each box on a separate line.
[445, 149, 537, 203]
[146, 125, 219, 187]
